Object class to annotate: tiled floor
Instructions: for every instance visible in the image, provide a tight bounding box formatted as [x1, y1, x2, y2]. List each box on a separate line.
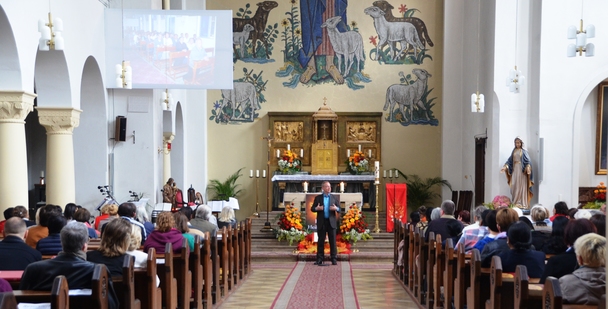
[218, 261, 417, 309]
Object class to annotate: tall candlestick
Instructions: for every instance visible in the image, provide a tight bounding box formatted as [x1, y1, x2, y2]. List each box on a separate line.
[287, 144, 290, 151]
[358, 144, 361, 152]
[347, 149, 351, 157]
[256, 170, 260, 178]
[374, 161, 380, 180]
[303, 181, 308, 192]
[300, 149, 303, 157]
[250, 170, 253, 178]
[263, 170, 266, 178]
[340, 182, 344, 192]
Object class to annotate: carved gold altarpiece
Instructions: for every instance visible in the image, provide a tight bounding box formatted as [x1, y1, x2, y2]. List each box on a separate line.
[311, 103, 338, 174]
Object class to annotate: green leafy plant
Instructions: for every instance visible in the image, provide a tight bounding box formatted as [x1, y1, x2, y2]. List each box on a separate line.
[395, 170, 452, 209]
[207, 168, 244, 201]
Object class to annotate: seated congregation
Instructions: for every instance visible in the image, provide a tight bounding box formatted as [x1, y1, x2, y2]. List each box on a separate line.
[394, 200, 607, 308]
[0, 201, 251, 308]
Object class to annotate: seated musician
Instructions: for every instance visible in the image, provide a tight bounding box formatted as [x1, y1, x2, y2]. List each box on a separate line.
[558, 233, 606, 305]
[20, 221, 119, 309]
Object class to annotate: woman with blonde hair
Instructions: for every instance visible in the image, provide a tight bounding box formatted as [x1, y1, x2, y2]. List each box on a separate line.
[558, 233, 606, 305]
[98, 204, 119, 232]
[87, 218, 131, 276]
[143, 211, 183, 254]
[126, 224, 147, 268]
[218, 206, 237, 230]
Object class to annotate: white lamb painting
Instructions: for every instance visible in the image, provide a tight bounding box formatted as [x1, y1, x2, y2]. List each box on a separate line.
[383, 68, 438, 126]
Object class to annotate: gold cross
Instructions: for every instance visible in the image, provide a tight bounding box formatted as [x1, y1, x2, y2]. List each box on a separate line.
[321, 123, 328, 140]
[262, 129, 273, 148]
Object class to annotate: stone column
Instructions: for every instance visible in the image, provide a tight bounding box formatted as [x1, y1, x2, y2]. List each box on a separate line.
[163, 133, 174, 182]
[37, 107, 82, 207]
[0, 91, 36, 213]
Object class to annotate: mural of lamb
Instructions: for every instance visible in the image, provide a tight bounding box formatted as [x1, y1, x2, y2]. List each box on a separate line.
[221, 82, 258, 120]
[372, 0, 433, 48]
[233, 24, 255, 59]
[320, 16, 365, 77]
[363, 6, 424, 62]
[384, 68, 432, 122]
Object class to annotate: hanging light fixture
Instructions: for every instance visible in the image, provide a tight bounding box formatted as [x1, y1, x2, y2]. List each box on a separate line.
[505, 0, 525, 93]
[471, 0, 484, 113]
[567, 1, 595, 57]
[162, 89, 172, 110]
[115, 61, 132, 89]
[38, 12, 64, 51]
[115, 0, 132, 89]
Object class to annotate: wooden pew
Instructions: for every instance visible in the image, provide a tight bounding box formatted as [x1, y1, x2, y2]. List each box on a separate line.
[218, 227, 229, 297]
[485, 255, 505, 309]
[113, 255, 141, 309]
[407, 224, 415, 289]
[415, 227, 428, 302]
[514, 265, 543, 309]
[158, 242, 178, 309]
[12, 275, 69, 309]
[243, 219, 252, 277]
[542, 277, 602, 309]
[225, 226, 235, 291]
[230, 225, 241, 288]
[453, 243, 470, 309]
[15, 264, 109, 309]
[173, 239, 192, 309]
[466, 249, 490, 309]
[200, 232, 212, 309]
[237, 221, 246, 280]
[190, 235, 203, 309]
[209, 234, 221, 304]
[133, 248, 162, 309]
[433, 234, 444, 309]
[425, 232, 436, 308]
[442, 238, 457, 309]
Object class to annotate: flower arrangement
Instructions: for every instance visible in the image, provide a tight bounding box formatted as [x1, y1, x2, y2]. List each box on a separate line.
[278, 149, 301, 174]
[583, 182, 606, 209]
[339, 203, 372, 244]
[483, 195, 513, 210]
[274, 203, 307, 245]
[346, 151, 369, 174]
[296, 233, 352, 254]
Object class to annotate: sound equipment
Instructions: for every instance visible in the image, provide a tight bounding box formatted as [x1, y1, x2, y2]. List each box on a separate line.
[115, 116, 127, 141]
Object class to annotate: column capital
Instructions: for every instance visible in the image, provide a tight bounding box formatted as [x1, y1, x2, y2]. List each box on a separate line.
[0, 91, 36, 122]
[163, 133, 175, 143]
[36, 107, 82, 134]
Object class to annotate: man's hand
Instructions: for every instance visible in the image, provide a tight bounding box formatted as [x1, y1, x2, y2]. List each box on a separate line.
[315, 203, 323, 211]
[330, 205, 339, 211]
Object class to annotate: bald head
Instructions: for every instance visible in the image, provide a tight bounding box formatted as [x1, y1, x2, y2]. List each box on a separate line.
[4, 217, 27, 238]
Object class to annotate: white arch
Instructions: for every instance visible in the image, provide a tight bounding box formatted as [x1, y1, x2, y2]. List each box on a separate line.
[34, 50, 71, 107]
[0, 5, 21, 90]
[74, 56, 108, 209]
[571, 66, 608, 206]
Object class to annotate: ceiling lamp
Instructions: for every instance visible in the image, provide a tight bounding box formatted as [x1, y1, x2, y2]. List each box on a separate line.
[38, 12, 64, 51]
[115, 61, 132, 89]
[567, 19, 595, 57]
[162, 89, 172, 110]
[505, 66, 525, 93]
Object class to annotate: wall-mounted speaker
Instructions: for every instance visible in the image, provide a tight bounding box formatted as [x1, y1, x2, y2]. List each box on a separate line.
[115, 116, 127, 142]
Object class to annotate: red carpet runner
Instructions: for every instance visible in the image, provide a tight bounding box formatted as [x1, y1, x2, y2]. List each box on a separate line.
[270, 261, 360, 309]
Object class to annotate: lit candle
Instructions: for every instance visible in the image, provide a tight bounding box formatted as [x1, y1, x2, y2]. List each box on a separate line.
[263, 170, 266, 178]
[340, 182, 344, 192]
[303, 181, 308, 192]
[256, 170, 260, 178]
[384, 170, 387, 178]
[368, 149, 372, 158]
[395, 170, 399, 178]
[347, 149, 351, 157]
[300, 149, 303, 157]
[287, 144, 290, 151]
[389, 170, 393, 178]
[375, 161, 380, 178]
[41, 171, 44, 178]
[250, 170, 253, 178]
[358, 144, 361, 152]
[276, 149, 281, 158]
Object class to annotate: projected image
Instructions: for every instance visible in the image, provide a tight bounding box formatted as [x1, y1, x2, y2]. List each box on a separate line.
[122, 13, 216, 86]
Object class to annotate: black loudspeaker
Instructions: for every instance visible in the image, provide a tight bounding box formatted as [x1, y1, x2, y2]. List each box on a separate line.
[115, 116, 127, 142]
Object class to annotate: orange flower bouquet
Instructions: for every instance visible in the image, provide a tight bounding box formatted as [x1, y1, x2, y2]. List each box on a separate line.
[584, 182, 606, 209]
[346, 151, 369, 174]
[274, 203, 307, 245]
[339, 203, 372, 244]
[278, 149, 302, 174]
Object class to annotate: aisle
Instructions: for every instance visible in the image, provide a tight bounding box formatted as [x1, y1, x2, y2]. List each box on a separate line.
[218, 261, 416, 309]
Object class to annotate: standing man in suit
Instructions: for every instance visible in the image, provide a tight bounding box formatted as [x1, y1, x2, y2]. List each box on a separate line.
[311, 181, 340, 265]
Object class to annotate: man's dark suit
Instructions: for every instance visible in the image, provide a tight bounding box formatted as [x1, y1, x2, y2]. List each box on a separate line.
[539, 250, 577, 284]
[311, 193, 340, 264]
[0, 235, 42, 270]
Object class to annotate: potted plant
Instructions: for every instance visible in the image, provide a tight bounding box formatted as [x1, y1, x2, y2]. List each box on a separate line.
[395, 170, 452, 210]
[207, 168, 244, 201]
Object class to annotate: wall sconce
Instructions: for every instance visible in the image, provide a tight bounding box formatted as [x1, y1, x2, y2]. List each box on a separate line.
[158, 141, 171, 154]
[567, 19, 595, 57]
[162, 89, 172, 110]
[471, 91, 485, 113]
[115, 61, 132, 89]
[38, 12, 64, 51]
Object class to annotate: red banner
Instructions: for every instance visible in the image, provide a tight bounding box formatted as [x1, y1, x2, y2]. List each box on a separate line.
[386, 184, 407, 232]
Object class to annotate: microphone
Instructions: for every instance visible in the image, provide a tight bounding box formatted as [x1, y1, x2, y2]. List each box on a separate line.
[98, 186, 102, 189]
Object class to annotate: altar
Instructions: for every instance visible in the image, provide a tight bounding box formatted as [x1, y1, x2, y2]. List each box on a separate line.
[271, 174, 376, 210]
